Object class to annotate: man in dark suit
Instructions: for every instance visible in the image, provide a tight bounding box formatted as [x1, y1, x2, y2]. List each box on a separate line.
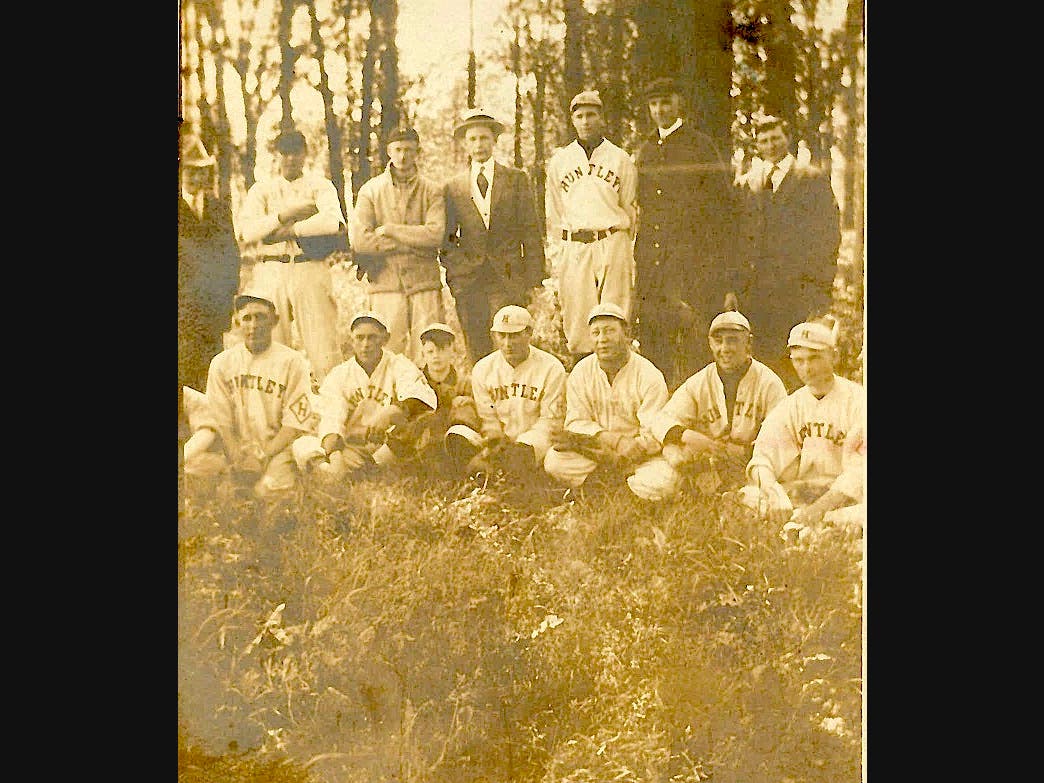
[736, 114, 841, 391]
[178, 135, 242, 395]
[633, 77, 739, 389]
[442, 109, 545, 364]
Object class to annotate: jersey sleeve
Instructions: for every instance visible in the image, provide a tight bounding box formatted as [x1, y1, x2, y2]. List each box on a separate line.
[317, 366, 350, 441]
[745, 400, 800, 485]
[293, 177, 345, 237]
[618, 152, 639, 233]
[197, 358, 234, 434]
[471, 361, 505, 439]
[564, 367, 602, 437]
[650, 376, 701, 444]
[523, 360, 567, 443]
[829, 395, 866, 501]
[236, 182, 281, 247]
[633, 364, 669, 450]
[348, 182, 387, 255]
[393, 357, 438, 411]
[544, 155, 565, 241]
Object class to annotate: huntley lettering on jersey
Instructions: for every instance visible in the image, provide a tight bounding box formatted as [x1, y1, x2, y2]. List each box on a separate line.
[487, 383, 545, 403]
[227, 374, 288, 397]
[697, 399, 763, 429]
[798, 421, 846, 447]
[346, 385, 393, 408]
[559, 163, 622, 193]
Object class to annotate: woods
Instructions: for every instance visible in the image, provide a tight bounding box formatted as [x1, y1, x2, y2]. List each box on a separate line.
[179, 0, 865, 269]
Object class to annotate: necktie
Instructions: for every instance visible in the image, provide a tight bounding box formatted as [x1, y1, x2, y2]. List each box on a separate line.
[763, 163, 776, 193]
[477, 169, 489, 198]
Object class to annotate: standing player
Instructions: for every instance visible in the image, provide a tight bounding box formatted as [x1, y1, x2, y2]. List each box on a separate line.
[183, 288, 316, 502]
[544, 303, 668, 493]
[736, 319, 865, 529]
[545, 90, 638, 362]
[628, 311, 786, 502]
[465, 305, 567, 479]
[236, 129, 347, 383]
[293, 311, 438, 481]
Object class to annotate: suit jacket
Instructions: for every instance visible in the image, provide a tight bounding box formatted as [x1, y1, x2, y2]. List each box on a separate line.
[634, 122, 739, 298]
[441, 162, 545, 297]
[738, 160, 841, 290]
[178, 194, 241, 336]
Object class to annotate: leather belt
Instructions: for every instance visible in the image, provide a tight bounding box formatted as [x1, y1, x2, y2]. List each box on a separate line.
[259, 255, 323, 263]
[561, 228, 621, 243]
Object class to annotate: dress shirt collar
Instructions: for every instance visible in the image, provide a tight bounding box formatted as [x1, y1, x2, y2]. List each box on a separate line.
[657, 118, 684, 140]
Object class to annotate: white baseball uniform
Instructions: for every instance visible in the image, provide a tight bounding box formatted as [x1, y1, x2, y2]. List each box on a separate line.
[544, 351, 668, 489]
[293, 349, 438, 468]
[744, 374, 866, 505]
[545, 139, 638, 354]
[628, 359, 787, 501]
[471, 345, 567, 460]
[185, 342, 316, 494]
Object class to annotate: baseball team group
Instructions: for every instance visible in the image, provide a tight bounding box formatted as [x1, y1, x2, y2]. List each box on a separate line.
[178, 76, 864, 532]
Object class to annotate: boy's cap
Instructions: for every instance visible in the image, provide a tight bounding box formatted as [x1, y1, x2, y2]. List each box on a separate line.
[384, 125, 420, 146]
[587, 302, 628, 324]
[490, 305, 533, 333]
[787, 321, 836, 350]
[350, 311, 389, 331]
[570, 90, 603, 112]
[234, 287, 276, 311]
[420, 322, 456, 342]
[709, 311, 751, 334]
[643, 76, 679, 102]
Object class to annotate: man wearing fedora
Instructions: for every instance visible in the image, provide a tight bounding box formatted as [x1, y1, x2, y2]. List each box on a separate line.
[442, 109, 546, 364]
[545, 90, 638, 362]
[179, 134, 242, 396]
[633, 76, 738, 389]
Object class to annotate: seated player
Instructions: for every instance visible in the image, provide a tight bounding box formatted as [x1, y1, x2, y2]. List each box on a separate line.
[628, 310, 787, 501]
[293, 311, 437, 482]
[544, 303, 668, 492]
[182, 288, 316, 502]
[463, 305, 567, 480]
[735, 319, 866, 529]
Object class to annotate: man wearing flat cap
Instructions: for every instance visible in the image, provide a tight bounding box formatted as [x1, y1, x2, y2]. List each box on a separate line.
[350, 125, 447, 364]
[545, 90, 638, 362]
[633, 76, 739, 389]
[442, 109, 546, 365]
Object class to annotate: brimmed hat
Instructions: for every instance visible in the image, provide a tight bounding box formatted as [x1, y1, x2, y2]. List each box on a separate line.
[709, 311, 751, 334]
[587, 302, 628, 325]
[182, 135, 215, 168]
[490, 305, 533, 333]
[419, 322, 457, 342]
[384, 125, 420, 146]
[234, 287, 276, 312]
[350, 311, 389, 331]
[453, 108, 506, 140]
[643, 77, 679, 102]
[787, 321, 836, 350]
[569, 90, 603, 112]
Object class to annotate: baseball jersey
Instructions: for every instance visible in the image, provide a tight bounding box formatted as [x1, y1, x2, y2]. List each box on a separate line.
[565, 351, 667, 453]
[650, 359, 787, 446]
[197, 342, 316, 448]
[471, 345, 566, 444]
[545, 139, 637, 234]
[237, 172, 346, 258]
[317, 350, 437, 441]
[746, 375, 866, 500]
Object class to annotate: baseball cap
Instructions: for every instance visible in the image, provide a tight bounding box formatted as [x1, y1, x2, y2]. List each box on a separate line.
[234, 287, 276, 311]
[787, 321, 836, 350]
[709, 311, 751, 334]
[419, 322, 456, 342]
[643, 76, 679, 102]
[570, 90, 603, 112]
[384, 125, 420, 146]
[350, 311, 389, 331]
[490, 305, 533, 333]
[587, 302, 628, 324]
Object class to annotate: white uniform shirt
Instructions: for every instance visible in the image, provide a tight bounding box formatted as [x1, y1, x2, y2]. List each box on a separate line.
[198, 342, 316, 448]
[565, 351, 667, 453]
[470, 158, 495, 229]
[317, 350, 437, 440]
[237, 172, 346, 258]
[650, 359, 787, 446]
[545, 138, 638, 235]
[471, 345, 567, 444]
[746, 375, 866, 500]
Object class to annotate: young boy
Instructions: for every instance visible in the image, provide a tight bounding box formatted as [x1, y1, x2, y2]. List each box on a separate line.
[386, 322, 483, 469]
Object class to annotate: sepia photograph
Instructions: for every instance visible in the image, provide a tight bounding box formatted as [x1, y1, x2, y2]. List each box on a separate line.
[178, 0, 866, 780]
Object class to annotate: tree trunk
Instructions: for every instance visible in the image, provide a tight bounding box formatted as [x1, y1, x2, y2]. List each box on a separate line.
[842, 0, 864, 271]
[354, 4, 380, 196]
[760, 0, 799, 126]
[377, 0, 401, 170]
[196, 1, 235, 207]
[306, 0, 348, 219]
[562, 0, 584, 117]
[278, 0, 297, 131]
[513, 20, 523, 169]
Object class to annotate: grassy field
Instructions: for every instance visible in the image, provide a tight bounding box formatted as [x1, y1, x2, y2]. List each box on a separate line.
[180, 234, 865, 782]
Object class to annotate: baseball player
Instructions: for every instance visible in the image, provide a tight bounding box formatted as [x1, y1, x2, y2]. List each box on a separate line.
[237, 129, 347, 383]
[465, 305, 567, 478]
[545, 90, 638, 359]
[544, 303, 668, 492]
[628, 311, 787, 502]
[293, 311, 438, 482]
[736, 319, 866, 528]
[183, 288, 317, 501]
